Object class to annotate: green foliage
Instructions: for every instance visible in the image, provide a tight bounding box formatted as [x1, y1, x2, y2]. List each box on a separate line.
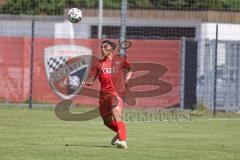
[149, 0, 240, 11]
[65, 0, 98, 8]
[65, 0, 121, 9]
[0, 0, 65, 15]
[129, 0, 154, 9]
[1, 0, 240, 15]
[38, 0, 65, 15]
[104, 0, 121, 9]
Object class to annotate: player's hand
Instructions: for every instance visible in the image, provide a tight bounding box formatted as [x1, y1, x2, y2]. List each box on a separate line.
[125, 79, 129, 89]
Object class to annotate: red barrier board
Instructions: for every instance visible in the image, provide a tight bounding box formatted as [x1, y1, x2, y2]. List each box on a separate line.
[0, 37, 180, 108]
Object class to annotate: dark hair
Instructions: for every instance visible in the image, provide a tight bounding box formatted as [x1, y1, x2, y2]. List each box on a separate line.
[102, 40, 117, 50]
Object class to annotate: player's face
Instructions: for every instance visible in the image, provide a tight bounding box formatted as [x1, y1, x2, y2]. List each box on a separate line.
[101, 44, 113, 57]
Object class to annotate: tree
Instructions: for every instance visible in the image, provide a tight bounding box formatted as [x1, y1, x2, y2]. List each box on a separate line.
[0, 0, 65, 15]
[65, 0, 120, 9]
[128, 0, 154, 9]
[1, 0, 240, 15]
[65, 0, 98, 8]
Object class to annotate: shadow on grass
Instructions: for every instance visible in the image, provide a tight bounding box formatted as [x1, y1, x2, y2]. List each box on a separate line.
[64, 143, 113, 148]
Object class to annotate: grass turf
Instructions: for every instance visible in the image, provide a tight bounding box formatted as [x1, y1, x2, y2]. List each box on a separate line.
[0, 105, 240, 160]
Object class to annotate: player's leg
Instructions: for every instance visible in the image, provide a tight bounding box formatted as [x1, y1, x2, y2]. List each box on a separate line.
[100, 108, 120, 145]
[112, 97, 127, 149]
[102, 114, 118, 132]
[99, 96, 117, 132]
[112, 106, 126, 141]
[99, 96, 120, 145]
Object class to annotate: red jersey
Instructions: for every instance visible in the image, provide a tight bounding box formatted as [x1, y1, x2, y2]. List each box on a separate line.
[86, 54, 132, 97]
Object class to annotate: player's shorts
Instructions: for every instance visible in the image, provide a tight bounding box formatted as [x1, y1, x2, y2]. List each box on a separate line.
[99, 94, 124, 118]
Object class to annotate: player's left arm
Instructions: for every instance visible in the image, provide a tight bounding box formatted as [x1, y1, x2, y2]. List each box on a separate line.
[123, 56, 133, 84]
[125, 69, 133, 84]
[83, 59, 100, 86]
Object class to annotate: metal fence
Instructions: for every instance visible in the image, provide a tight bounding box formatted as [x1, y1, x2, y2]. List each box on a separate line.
[196, 39, 240, 112]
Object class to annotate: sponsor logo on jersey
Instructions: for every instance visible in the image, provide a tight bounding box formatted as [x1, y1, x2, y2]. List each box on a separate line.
[103, 66, 118, 74]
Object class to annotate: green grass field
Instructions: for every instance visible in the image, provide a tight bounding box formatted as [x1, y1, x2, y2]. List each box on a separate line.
[0, 105, 240, 160]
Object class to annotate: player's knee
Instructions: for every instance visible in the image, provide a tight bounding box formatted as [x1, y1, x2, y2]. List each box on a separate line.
[112, 110, 122, 121]
[103, 119, 111, 126]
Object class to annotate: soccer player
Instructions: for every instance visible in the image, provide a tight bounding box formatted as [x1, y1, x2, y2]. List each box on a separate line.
[83, 40, 132, 149]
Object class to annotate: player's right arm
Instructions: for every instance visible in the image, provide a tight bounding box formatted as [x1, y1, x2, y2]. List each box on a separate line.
[83, 62, 100, 86]
[122, 55, 133, 84]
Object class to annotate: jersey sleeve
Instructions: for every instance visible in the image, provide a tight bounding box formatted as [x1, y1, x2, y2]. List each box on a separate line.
[85, 60, 100, 86]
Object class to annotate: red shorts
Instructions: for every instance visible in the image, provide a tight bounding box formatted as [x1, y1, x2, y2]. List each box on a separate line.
[99, 94, 124, 118]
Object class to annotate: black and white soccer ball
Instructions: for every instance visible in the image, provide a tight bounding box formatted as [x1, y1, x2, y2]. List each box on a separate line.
[68, 8, 82, 23]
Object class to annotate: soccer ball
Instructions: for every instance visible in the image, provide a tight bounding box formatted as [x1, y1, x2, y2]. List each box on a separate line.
[68, 8, 82, 23]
